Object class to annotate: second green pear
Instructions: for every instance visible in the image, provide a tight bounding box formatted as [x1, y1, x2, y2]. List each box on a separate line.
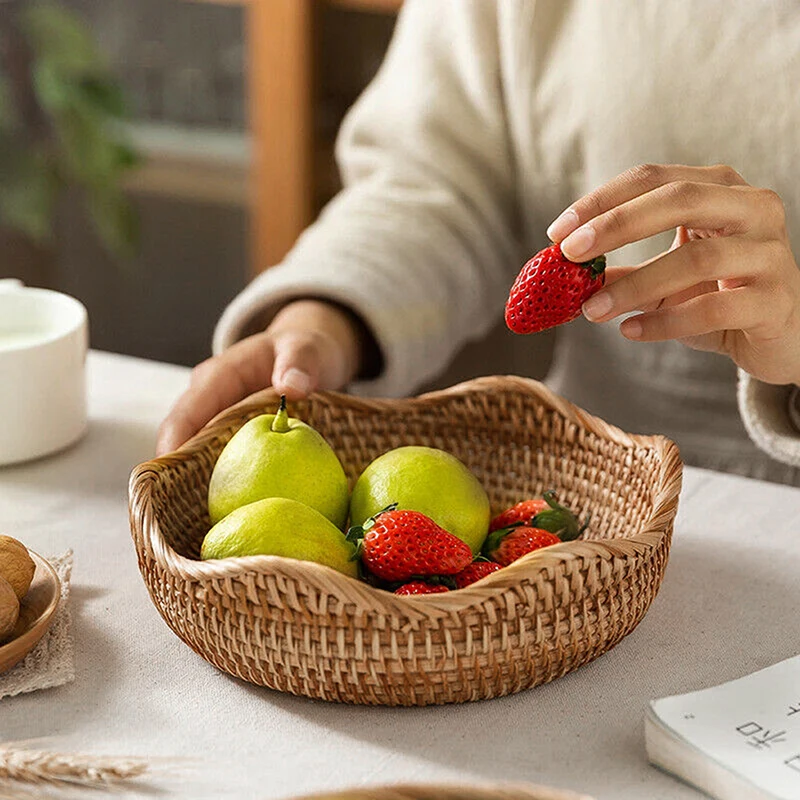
[349, 446, 491, 554]
[208, 397, 349, 528]
[201, 497, 358, 578]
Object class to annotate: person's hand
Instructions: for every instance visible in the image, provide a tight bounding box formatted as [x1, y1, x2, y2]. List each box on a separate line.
[546, 164, 800, 386]
[156, 299, 364, 455]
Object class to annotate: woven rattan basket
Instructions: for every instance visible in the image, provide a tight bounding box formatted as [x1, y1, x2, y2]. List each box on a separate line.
[290, 783, 594, 800]
[129, 376, 682, 707]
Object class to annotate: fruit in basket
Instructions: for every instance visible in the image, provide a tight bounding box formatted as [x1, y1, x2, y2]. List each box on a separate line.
[347, 507, 472, 582]
[505, 242, 606, 334]
[483, 526, 562, 566]
[349, 446, 490, 554]
[0, 535, 36, 600]
[208, 396, 349, 528]
[394, 581, 450, 596]
[489, 499, 549, 532]
[201, 497, 358, 578]
[453, 561, 502, 588]
[0, 576, 20, 642]
[490, 492, 587, 540]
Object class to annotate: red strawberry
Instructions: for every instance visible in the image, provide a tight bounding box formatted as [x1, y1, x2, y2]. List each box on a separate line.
[347, 506, 472, 582]
[453, 561, 502, 589]
[489, 491, 587, 541]
[482, 526, 562, 567]
[395, 581, 450, 596]
[505, 243, 606, 334]
[489, 499, 549, 532]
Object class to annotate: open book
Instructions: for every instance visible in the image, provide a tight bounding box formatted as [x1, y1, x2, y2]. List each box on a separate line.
[646, 655, 800, 800]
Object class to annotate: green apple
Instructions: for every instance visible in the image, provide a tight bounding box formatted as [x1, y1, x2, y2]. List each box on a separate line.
[201, 497, 358, 578]
[208, 397, 349, 528]
[349, 446, 490, 554]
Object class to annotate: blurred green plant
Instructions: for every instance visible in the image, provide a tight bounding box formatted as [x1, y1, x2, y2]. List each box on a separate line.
[0, 1, 138, 256]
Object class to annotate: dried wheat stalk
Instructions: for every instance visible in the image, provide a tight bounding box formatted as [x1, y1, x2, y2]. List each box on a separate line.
[0, 741, 150, 791]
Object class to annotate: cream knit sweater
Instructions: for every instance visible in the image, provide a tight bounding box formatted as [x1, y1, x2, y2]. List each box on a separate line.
[215, 0, 800, 486]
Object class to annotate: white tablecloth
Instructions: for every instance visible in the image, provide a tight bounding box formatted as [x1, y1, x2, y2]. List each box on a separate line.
[1, 351, 799, 800]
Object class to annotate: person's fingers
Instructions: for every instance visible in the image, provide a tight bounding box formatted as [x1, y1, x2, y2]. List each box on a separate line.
[602, 244, 673, 291]
[583, 236, 765, 322]
[546, 163, 747, 242]
[604, 237, 679, 286]
[617, 286, 765, 344]
[271, 327, 355, 400]
[602, 265, 696, 313]
[270, 332, 324, 401]
[156, 408, 204, 458]
[559, 183, 779, 263]
[675, 330, 728, 354]
[602, 265, 638, 285]
[156, 333, 275, 455]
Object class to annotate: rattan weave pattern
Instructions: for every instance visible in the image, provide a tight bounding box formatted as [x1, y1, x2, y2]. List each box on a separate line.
[129, 376, 682, 706]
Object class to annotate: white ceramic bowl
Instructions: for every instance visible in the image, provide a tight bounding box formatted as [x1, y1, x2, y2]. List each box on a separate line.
[0, 282, 88, 466]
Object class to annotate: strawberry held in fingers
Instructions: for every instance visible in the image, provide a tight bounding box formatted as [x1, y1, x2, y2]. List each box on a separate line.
[394, 581, 450, 596]
[505, 243, 606, 334]
[483, 526, 562, 567]
[489, 491, 587, 541]
[347, 506, 472, 582]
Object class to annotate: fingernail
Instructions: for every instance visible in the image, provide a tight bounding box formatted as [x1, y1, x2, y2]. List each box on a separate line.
[582, 291, 614, 321]
[281, 368, 312, 395]
[561, 225, 596, 260]
[546, 208, 579, 242]
[621, 318, 643, 339]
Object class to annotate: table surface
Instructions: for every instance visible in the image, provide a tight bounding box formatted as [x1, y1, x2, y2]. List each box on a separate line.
[2, 350, 799, 800]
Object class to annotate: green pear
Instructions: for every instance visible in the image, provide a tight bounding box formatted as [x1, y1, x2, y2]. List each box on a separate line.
[349, 446, 491, 554]
[208, 396, 349, 528]
[201, 497, 358, 577]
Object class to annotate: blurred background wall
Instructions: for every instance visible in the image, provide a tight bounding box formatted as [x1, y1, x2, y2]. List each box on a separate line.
[1, 0, 552, 386]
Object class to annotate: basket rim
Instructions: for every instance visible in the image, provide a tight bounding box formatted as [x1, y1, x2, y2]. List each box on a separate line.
[129, 375, 683, 612]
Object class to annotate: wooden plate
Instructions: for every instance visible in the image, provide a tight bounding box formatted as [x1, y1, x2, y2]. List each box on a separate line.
[0, 551, 60, 674]
[291, 784, 594, 800]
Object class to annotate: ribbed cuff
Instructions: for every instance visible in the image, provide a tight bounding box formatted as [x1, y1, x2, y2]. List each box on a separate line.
[737, 370, 800, 468]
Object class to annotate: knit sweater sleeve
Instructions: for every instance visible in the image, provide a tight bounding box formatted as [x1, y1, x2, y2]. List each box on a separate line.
[212, 0, 522, 397]
[738, 371, 800, 468]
